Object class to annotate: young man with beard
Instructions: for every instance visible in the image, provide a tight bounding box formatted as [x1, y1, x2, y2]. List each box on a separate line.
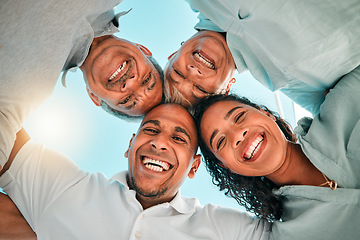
[164, 0, 360, 114]
[0, 104, 269, 240]
[0, 0, 164, 168]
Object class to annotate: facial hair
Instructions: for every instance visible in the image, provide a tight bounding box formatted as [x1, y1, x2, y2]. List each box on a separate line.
[129, 176, 168, 199]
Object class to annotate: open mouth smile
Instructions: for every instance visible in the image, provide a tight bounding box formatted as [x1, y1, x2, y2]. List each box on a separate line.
[194, 51, 215, 69]
[109, 61, 127, 81]
[141, 156, 173, 172]
[105, 60, 134, 90]
[243, 135, 264, 160]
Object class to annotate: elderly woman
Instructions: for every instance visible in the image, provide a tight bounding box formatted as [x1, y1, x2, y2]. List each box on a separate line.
[193, 66, 360, 240]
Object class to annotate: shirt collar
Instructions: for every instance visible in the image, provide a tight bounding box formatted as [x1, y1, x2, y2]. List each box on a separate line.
[111, 171, 198, 214]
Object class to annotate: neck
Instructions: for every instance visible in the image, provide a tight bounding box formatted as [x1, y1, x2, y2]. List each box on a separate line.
[266, 143, 325, 187]
[126, 175, 174, 210]
[136, 194, 175, 210]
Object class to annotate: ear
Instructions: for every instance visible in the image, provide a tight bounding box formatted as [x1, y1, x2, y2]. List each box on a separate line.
[167, 51, 178, 60]
[86, 87, 102, 106]
[188, 154, 201, 179]
[124, 134, 136, 158]
[135, 43, 152, 57]
[225, 78, 236, 95]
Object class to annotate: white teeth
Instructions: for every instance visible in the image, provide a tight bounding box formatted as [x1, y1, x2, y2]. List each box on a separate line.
[244, 135, 264, 160]
[143, 157, 170, 172]
[194, 52, 215, 69]
[109, 61, 127, 81]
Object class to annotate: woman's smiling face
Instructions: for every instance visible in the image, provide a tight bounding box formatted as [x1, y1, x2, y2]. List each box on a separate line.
[200, 100, 289, 177]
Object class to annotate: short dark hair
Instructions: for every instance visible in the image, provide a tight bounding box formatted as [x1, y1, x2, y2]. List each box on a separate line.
[192, 94, 297, 222]
[100, 56, 165, 121]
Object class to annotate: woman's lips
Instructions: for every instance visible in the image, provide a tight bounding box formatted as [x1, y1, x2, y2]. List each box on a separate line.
[243, 134, 264, 161]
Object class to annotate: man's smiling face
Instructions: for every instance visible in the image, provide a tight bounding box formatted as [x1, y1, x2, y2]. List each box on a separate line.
[165, 31, 236, 107]
[81, 35, 163, 117]
[125, 104, 200, 208]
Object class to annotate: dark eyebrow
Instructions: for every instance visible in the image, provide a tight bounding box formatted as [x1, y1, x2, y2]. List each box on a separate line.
[141, 119, 160, 127]
[175, 126, 191, 142]
[225, 106, 243, 120]
[209, 129, 219, 149]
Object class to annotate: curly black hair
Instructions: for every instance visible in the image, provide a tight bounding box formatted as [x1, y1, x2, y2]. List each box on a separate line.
[192, 94, 297, 222]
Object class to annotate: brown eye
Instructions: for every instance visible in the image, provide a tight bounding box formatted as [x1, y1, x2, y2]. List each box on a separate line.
[143, 128, 158, 134]
[142, 75, 151, 85]
[172, 136, 186, 143]
[119, 96, 131, 104]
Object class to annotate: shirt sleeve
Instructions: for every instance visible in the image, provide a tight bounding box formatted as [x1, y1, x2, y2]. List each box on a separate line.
[185, 0, 224, 32]
[207, 204, 271, 240]
[296, 65, 360, 188]
[0, 140, 87, 231]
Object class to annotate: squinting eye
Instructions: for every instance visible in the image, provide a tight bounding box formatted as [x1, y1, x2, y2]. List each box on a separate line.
[142, 75, 151, 85]
[173, 136, 186, 143]
[196, 86, 208, 94]
[235, 111, 246, 123]
[174, 69, 184, 78]
[217, 137, 225, 150]
[119, 96, 131, 104]
[143, 128, 158, 134]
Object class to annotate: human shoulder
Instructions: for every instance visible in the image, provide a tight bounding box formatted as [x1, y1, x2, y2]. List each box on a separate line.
[200, 203, 271, 240]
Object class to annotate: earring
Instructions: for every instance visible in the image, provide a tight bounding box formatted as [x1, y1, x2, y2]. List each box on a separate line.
[226, 78, 236, 94]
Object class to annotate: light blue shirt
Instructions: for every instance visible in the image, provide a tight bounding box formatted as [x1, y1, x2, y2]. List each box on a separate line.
[186, 0, 360, 115]
[271, 66, 360, 239]
[0, 141, 270, 240]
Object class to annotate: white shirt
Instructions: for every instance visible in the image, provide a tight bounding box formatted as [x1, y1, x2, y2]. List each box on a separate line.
[0, 0, 121, 166]
[0, 141, 270, 240]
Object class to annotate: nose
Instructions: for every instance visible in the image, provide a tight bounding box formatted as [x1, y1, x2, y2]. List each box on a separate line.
[186, 64, 202, 77]
[120, 75, 139, 92]
[150, 135, 168, 151]
[232, 129, 248, 148]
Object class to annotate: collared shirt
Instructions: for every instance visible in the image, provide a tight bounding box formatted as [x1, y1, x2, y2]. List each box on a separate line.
[186, 0, 360, 115]
[270, 65, 360, 239]
[0, 141, 270, 240]
[0, 0, 122, 166]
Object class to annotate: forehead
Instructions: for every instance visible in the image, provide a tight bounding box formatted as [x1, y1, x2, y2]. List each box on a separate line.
[204, 100, 246, 117]
[142, 104, 196, 136]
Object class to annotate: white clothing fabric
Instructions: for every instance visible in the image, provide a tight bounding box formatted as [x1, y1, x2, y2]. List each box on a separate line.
[0, 141, 270, 240]
[0, 0, 121, 166]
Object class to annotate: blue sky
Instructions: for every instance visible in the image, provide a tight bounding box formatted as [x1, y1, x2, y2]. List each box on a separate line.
[22, 0, 310, 210]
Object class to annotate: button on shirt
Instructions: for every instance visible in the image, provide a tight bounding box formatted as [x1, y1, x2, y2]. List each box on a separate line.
[0, 141, 270, 240]
[186, 0, 360, 115]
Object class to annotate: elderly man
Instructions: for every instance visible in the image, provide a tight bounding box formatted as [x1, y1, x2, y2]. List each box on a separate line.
[164, 0, 360, 114]
[0, 104, 269, 240]
[0, 0, 163, 166]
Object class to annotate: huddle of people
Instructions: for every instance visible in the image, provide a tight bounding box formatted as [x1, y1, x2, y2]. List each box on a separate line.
[1, 0, 360, 239]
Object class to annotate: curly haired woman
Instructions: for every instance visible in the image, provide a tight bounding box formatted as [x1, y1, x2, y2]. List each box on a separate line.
[193, 66, 360, 240]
